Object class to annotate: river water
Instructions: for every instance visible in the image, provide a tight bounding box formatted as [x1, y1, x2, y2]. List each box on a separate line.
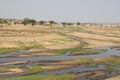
[0, 46, 120, 63]
[0, 46, 120, 79]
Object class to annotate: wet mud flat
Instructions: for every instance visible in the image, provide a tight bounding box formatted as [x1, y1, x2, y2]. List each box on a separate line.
[0, 46, 120, 80]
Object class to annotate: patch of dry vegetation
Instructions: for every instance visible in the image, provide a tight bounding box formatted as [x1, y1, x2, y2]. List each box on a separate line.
[0, 61, 28, 66]
[105, 75, 120, 80]
[0, 68, 24, 76]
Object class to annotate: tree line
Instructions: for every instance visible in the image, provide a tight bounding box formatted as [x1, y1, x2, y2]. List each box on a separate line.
[1, 18, 117, 27]
[0, 18, 82, 27]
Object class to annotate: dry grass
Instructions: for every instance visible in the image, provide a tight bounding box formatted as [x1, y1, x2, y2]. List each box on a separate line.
[105, 75, 120, 80]
[0, 25, 120, 51]
[0, 68, 24, 75]
[0, 61, 28, 66]
[71, 31, 120, 48]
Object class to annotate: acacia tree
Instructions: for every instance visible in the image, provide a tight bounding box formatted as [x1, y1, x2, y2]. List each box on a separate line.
[30, 19, 36, 26]
[39, 20, 46, 25]
[61, 22, 67, 28]
[22, 18, 29, 26]
[77, 22, 80, 26]
[49, 20, 55, 28]
[23, 18, 36, 26]
[67, 23, 73, 27]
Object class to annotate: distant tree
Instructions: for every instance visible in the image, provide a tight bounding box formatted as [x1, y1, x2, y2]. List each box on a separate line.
[30, 19, 36, 26]
[0, 19, 8, 24]
[39, 21, 46, 25]
[22, 18, 36, 26]
[22, 18, 29, 26]
[61, 22, 67, 28]
[14, 22, 17, 25]
[77, 22, 80, 26]
[49, 20, 55, 28]
[67, 23, 73, 27]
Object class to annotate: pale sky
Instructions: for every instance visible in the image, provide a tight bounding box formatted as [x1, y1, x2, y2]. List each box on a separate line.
[0, 0, 120, 23]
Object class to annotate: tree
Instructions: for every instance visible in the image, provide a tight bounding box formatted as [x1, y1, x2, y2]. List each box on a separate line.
[67, 23, 73, 27]
[30, 19, 36, 26]
[49, 20, 55, 28]
[77, 22, 80, 26]
[61, 22, 67, 28]
[39, 21, 46, 25]
[22, 18, 30, 26]
[0, 19, 8, 24]
[22, 18, 36, 26]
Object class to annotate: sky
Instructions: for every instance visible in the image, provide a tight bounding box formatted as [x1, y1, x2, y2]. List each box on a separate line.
[0, 0, 120, 23]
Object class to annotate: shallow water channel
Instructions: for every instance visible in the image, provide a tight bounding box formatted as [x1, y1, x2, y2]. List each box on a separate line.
[0, 46, 120, 79]
[0, 46, 120, 62]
